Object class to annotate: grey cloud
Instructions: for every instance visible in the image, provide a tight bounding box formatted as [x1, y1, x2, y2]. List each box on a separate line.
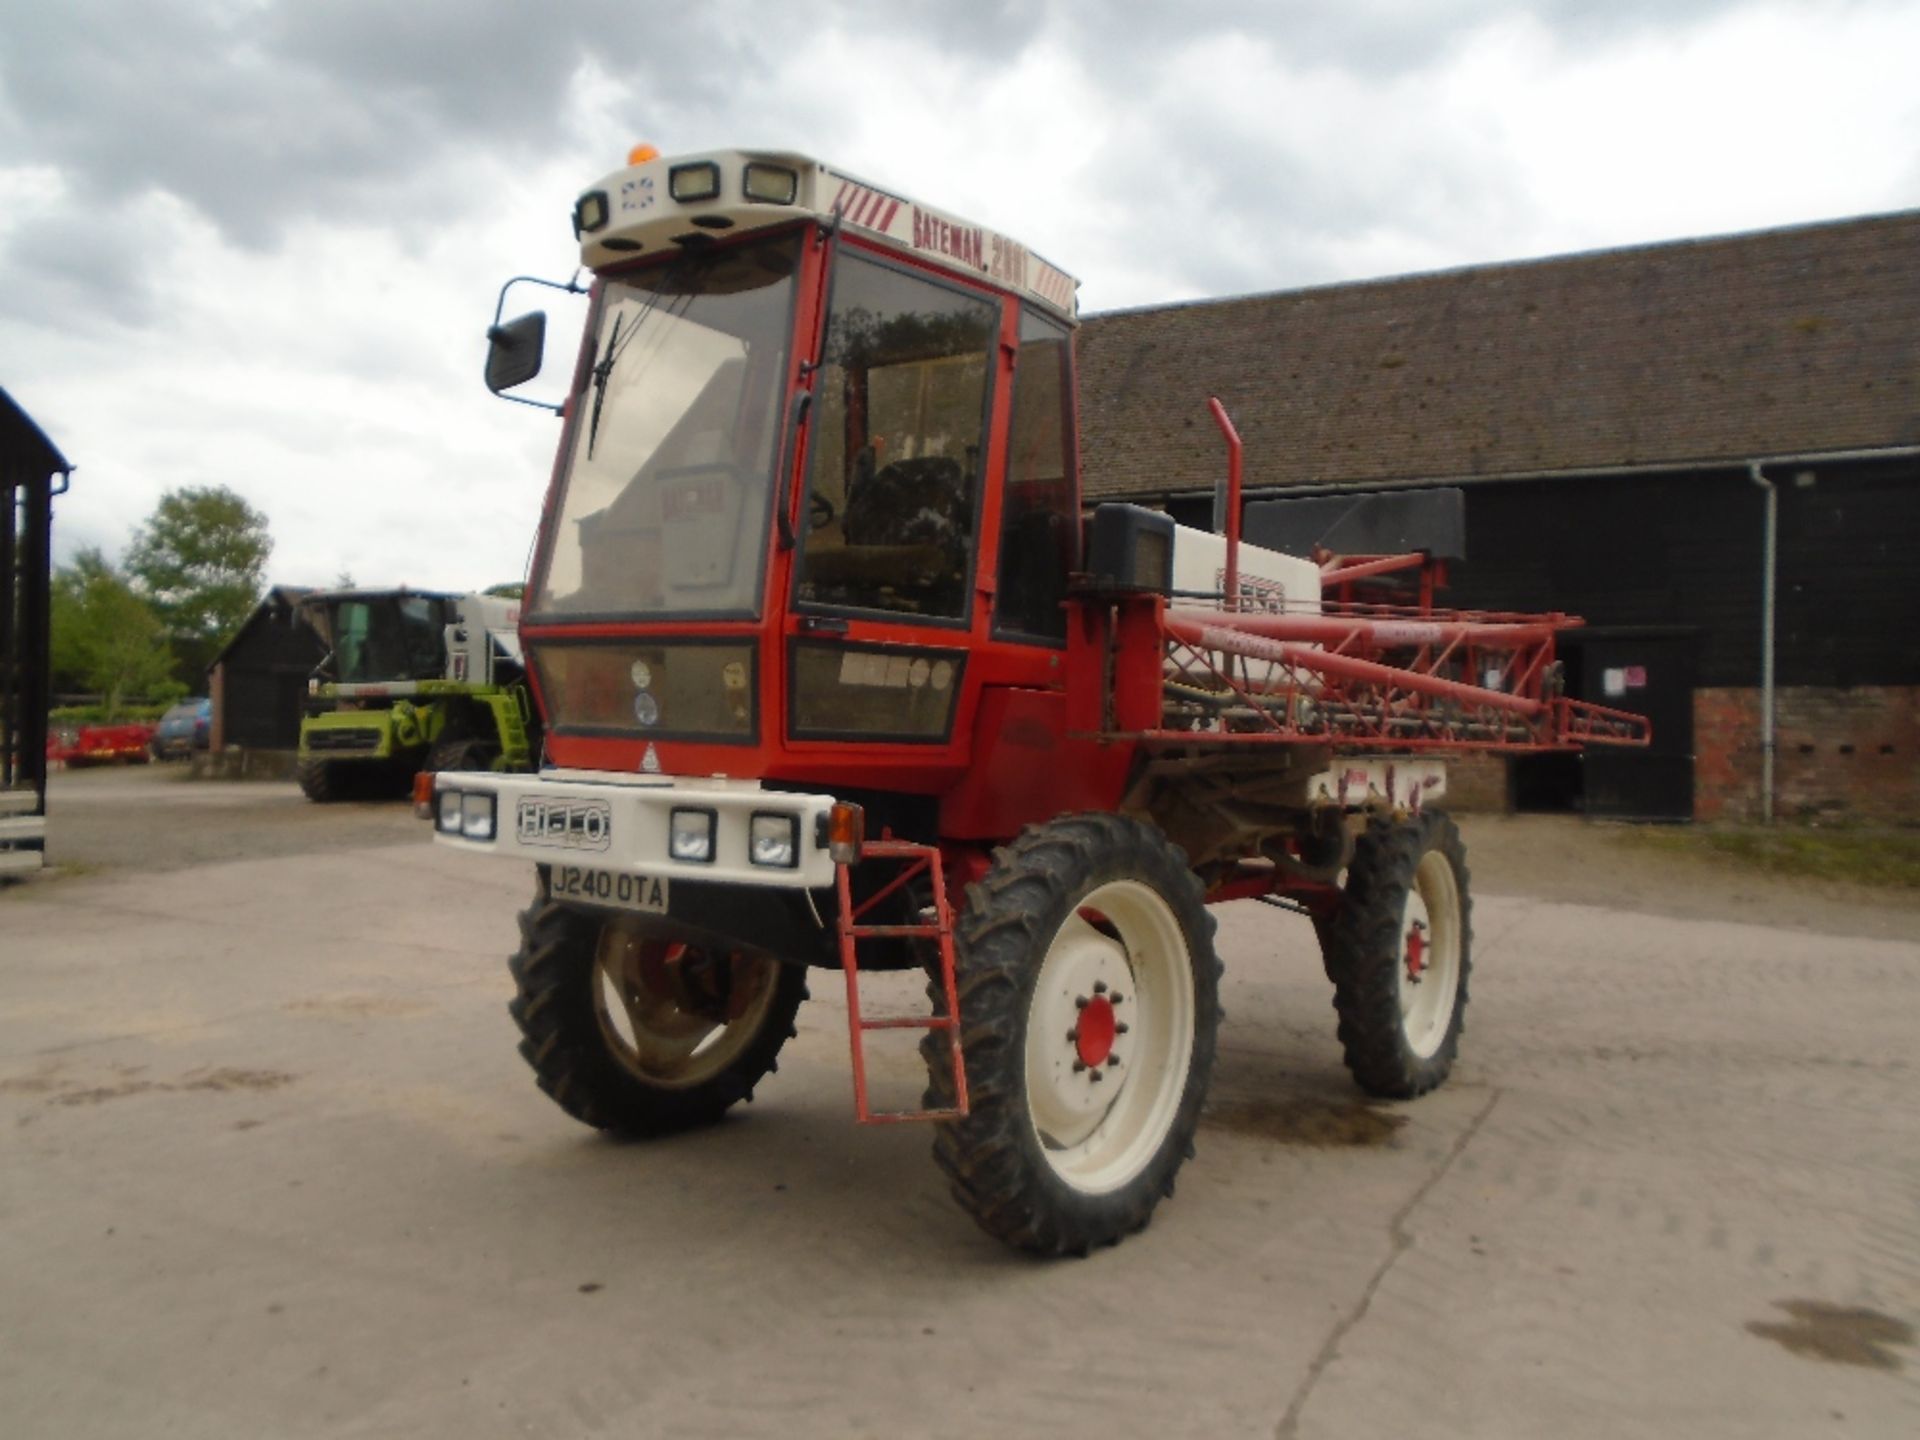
[1, 0, 1783, 255]
[0, 0, 1046, 253]
[0, 1, 768, 247]
[0, 211, 168, 330]
[1050, 0, 1768, 80]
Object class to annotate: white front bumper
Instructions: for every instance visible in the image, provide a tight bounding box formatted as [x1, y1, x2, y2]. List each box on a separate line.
[430, 769, 838, 889]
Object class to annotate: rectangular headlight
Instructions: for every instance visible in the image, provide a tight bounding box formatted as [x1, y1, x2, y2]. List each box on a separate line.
[669, 162, 721, 203]
[749, 812, 798, 869]
[437, 788, 463, 834]
[573, 190, 610, 236]
[669, 807, 715, 863]
[461, 791, 496, 841]
[743, 163, 797, 205]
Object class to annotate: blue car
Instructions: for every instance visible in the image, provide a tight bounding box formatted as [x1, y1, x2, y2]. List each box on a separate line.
[150, 698, 212, 760]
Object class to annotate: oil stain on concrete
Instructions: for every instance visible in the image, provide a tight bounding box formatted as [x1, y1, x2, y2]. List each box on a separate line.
[1, 1063, 297, 1108]
[1201, 1091, 1406, 1147]
[284, 994, 433, 1020]
[1746, 1299, 1915, 1371]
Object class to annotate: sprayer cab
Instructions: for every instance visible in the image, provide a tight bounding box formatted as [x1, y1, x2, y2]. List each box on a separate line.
[481, 147, 1114, 807]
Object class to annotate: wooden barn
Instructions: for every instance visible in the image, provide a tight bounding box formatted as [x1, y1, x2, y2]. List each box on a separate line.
[2, 389, 70, 871]
[1076, 210, 1920, 822]
[207, 586, 325, 754]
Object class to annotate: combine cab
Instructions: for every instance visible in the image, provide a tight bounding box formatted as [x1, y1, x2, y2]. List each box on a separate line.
[433, 147, 1649, 1254]
[298, 588, 537, 801]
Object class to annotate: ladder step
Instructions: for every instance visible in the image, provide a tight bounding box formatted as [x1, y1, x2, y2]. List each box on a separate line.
[861, 1107, 965, 1125]
[836, 839, 970, 1126]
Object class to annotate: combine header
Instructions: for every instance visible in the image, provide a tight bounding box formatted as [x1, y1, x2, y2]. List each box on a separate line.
[433, 145, 1648, 1255]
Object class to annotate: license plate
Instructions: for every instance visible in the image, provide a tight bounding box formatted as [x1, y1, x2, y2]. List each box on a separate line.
[551, 866, 669, 914]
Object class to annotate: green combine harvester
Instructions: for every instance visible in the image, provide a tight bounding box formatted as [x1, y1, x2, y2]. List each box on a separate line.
[296, 588, 539, 802]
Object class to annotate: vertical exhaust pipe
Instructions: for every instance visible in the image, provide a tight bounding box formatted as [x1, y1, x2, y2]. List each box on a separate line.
[1208, 397, 1243, 611]
[1748, 462, 1776, 824]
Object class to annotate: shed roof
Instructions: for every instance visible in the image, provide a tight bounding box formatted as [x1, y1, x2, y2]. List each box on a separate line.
[207, 585, 316, 671]
[1076, 209, 1920, 500]
[0, 387, 73, 483]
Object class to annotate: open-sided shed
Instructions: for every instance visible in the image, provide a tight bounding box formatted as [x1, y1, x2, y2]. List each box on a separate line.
[1, 388, 71, 872]
[207, 586, 326, 755]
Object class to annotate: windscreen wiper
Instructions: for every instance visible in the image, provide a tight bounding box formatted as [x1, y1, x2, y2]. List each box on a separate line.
[585, 313, 624, 460]
[583, 255, 699, 460]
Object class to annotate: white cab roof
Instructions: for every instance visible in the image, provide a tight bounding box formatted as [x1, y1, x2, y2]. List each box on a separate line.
[574, 148, 1079, 321]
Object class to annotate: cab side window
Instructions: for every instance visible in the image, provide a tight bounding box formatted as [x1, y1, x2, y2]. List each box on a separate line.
[798, 252, 1000, 622]
[992, 310, 1076, 642]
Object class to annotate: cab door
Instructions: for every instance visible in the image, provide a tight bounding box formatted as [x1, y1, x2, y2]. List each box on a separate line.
[784, 246, 1008, 760]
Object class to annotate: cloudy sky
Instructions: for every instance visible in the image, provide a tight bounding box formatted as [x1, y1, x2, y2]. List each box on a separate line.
[4, 0, 1917, 591]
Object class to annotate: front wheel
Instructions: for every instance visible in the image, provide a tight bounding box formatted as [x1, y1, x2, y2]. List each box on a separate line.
[508, 888, 808, 1136]
[1321, 810, 1472, 1099]
[296, 757, 343, 802]
[925, 813, 1220, 1256]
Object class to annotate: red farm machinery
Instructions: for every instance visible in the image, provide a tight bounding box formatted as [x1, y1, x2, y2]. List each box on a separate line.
[432, 146, 1649, 1255]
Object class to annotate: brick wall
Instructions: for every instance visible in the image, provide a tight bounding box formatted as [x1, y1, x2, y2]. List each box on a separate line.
[1443, 753, 1511, 813]
[1695, 685, 1920, 822]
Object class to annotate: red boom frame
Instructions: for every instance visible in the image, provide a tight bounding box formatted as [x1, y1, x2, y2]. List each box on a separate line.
[1066, 585, 1649, 755]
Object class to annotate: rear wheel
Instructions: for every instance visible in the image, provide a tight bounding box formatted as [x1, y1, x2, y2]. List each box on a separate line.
[925, 813, 1220, 1256]
[1322, 810, 1472, 1098]
[509, 888, 808, 1136]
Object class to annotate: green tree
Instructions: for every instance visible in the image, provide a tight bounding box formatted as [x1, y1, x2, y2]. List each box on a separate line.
[50, 549, 177, 717]
[125, 486, 272, 659]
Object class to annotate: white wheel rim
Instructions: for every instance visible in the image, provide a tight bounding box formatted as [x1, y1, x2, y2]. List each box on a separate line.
[1397, 850, 1462, 1058]
[1024, 879, 1195, 1195]
[592, 927, 780, 1090]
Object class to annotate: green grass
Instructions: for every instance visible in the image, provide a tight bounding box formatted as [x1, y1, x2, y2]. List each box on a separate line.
[1623, 825, 1920, 891]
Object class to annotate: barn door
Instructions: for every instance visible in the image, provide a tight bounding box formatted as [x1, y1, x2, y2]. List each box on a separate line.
[1577, 632, 1696, 820]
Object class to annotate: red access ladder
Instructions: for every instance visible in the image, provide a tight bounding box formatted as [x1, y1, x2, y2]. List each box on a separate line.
[834, 840, 969, 1124]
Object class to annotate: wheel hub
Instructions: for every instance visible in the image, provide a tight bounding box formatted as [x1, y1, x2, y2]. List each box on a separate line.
[1075, 993, 1118, 1068]
[1029, 916, 1135, 1132]
[1404, 920, 1428, 982]
[1396, 848, 1463, 1060]
[1020, 877, 1198, 1196]
[594, 928, 781, 1087]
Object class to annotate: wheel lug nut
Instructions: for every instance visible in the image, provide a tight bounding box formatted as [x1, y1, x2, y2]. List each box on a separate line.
[1093, 980, 1108, 994]
[1089, 1070, 1105, 1083]
[1072, 1060, 1086, 1073]
[1075, 995, 1088, 1009]
[1116, 1022, 1130, 1035]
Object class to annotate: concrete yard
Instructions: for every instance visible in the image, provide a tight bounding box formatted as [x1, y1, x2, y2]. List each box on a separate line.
[3, 768, 1917, 1437]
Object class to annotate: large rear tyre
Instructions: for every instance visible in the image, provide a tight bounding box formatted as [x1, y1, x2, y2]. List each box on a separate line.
[1322, 810, 1472, 1099]
[508, 887, 808, 1136]
[924, 814, 1220, 1256]
[296, 757, 343, 803]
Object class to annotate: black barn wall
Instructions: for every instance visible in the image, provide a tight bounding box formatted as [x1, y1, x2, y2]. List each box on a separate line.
[1221, 457, 1919, 690]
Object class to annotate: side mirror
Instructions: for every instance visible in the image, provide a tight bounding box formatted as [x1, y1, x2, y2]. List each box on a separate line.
[485, 311, 547, 394]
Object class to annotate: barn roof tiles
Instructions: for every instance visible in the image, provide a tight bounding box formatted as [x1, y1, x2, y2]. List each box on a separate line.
[1076, 209, 1920, 499]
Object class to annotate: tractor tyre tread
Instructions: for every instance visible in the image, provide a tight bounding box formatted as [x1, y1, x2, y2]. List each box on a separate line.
[1323, 810, 1472, 1100]
[507, 890, 808, 1137]
[296, 758, 343, 803]
[919, 812, 1221, 1257]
